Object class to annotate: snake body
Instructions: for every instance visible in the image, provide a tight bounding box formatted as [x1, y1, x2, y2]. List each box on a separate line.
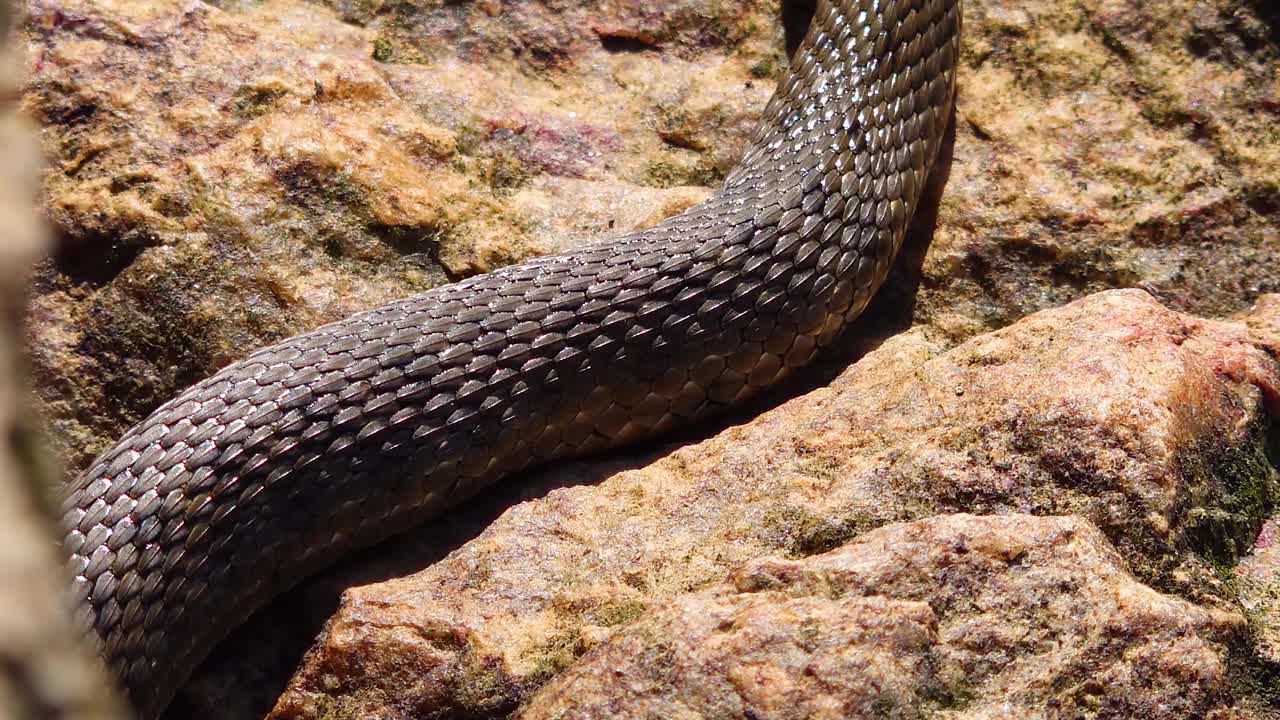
[61, 1, 960, 717]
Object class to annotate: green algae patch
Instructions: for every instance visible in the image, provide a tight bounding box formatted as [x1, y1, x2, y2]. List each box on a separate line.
[452, 653, 520, 717]
[758, 505, 882, 558]
[371, 37, 395, 63]
[231, 84, 290, 120]
[588, 599, 648, 628]
[310, 691, 388, 720]
[483, 150, 531, 195]
[1178, 418, 1280, 567]
[1226, 634, 1280, 715]
[642, 155, 724, 189]
[522, 628, 590, 686]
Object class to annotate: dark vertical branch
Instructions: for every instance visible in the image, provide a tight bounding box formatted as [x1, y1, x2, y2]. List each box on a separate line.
[782, 0, 819, 58]
[0, 1, 126, 716]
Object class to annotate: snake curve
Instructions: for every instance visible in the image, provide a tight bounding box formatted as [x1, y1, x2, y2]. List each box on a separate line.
[60, 1, 961, 717]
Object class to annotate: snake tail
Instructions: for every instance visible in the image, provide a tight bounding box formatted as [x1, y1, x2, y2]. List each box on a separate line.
[61, 1, 961, 717]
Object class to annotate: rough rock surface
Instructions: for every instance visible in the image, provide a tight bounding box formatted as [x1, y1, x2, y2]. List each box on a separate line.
[1239, 513, 1280, 663]
[21, 0, 780, 471]
[233, 289, 1280, 720]
[21, 0, 1280, 473]
[15, 0, 1280, 718]
[524, 514, 1244, 720]
[1237, 296, 1280, 670]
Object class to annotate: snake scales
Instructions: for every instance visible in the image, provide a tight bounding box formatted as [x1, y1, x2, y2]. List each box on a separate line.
[60, 0, 960, 717]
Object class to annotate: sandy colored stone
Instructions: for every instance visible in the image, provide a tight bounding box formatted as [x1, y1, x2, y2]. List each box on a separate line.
[923, 0, 1280, 338]
[1239, 515, 1280, 663]
[1245, 294, 1280, 352]
[523, 514, 1245, 720]
[22, 0, 783, 471]
[239, 289, 1280, 720]
[22, 0, 1279, 475]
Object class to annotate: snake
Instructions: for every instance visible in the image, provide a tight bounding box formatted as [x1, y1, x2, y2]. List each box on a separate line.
[59, 0, 961, 717]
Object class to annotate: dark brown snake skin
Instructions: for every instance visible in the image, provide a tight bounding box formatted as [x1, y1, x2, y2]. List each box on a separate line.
[61, 1, 960, 717]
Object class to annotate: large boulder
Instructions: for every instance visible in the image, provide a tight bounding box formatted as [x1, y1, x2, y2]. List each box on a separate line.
[255, 289, 1280, 720]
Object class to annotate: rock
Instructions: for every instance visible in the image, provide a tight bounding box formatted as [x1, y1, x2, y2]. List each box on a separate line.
[1245, 294, 1280, 353]
[522, 514, 1244, 720]
[246, 289, 1280, 720]
[928, 0, 1280, 337]
[22, 0, 781, 471]
[1239, 512, 1280, 666]
[22, 0, 1280, 475]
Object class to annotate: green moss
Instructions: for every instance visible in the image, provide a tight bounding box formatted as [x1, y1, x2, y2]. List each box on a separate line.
[523, 628, 590, 684]
[453, 654, 517, 715]
[750, 57, 779, 79]
[1094, 23, 1136, 62]
[654, 102, 732, 154]
[1137, 95, 1201, 131]
[1184, 507, 1248, 567]
[919, 658, 977, 716]
[231, 85, 288, 119]
[484, 150, 530, 194]
[643, 157, 683, 187]
[108, 172, 155, 195]
[308, 690, 387, 720]
[795, 454, 841, 483]
[324, 172, 369, 212]
[371, 37, 395, 63]
[366, 222, 446, 255]
[1244, 179, 1280, 216]
[1179, 418, 1280, 566]
[273, 162, 453, 274]
[590, 599, 647, 628]
[1225, 635, 1280, 713]
[453, 123, 487, 157]
[760, 505, 878, 558]
[643, 155, 724, 188]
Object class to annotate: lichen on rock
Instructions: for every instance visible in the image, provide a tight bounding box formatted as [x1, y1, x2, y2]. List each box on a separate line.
[524, 514, 1246, 720]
